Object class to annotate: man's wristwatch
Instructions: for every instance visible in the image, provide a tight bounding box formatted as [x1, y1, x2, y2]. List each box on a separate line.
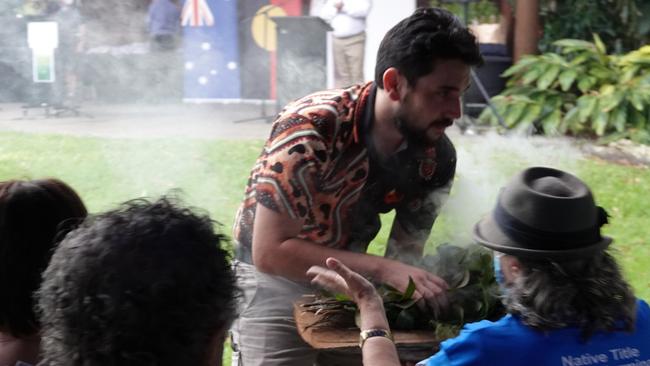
[359, 328, 394, 348]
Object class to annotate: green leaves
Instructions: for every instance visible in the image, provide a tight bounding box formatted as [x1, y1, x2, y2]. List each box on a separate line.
[537, 65, 561, 89]
[611, 105, 628, 132]
[481, 34, 650, 141]
[401, 277, 416, 301]
[593, 33, 608, 55]
[303, 244, 505, 335]
[553, 39, 596, 50]
[577, 95, 598, 123]
[501, 56, 537, 78]
[577, 76, 598, 93]
[522, 64, 546, 85]
[559, 69, 578, 91]
[540, 109, 563, 134]
[416, 244, 504, 325]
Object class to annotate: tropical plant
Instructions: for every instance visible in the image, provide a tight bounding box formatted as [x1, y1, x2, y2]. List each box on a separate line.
[539, 0, 650, 54]
[480, 35, 650, 143]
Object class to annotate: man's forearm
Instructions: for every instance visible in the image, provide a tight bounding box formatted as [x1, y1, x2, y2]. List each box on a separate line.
[358, 296, 400, 366]
[254, 237, 391, 283]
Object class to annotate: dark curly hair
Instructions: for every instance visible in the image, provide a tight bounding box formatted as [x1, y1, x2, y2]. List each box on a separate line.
[0, 178, 87, 337]
[375, 7, 483, 89]
[37, 197, 238, 366]
[503, 250, 637, 341]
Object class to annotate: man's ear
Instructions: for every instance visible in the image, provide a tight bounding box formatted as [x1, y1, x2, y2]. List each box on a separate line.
[502, 255, 522, 282]
[382, 67, 403, 101]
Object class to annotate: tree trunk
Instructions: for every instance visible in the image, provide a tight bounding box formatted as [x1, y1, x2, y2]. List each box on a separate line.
[513, 0, 540, 62]
[499, 0, 515, 56]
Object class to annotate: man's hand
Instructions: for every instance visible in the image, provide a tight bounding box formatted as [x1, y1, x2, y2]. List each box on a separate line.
[378, 261, 449, 316]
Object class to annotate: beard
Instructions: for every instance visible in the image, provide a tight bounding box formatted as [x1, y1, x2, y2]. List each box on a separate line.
[395, 113, 453, 146]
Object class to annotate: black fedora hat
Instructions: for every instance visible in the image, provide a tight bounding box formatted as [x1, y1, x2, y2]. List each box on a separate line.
[473, 167, 611, 260]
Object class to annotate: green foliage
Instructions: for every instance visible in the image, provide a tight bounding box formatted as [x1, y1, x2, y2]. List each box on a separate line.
[480, 36, 650, 142]
[303, 244, 504, 334]
[430, 0, 499, 24]
[539, 0, 649, 54]
[369, 278, 430, 330]
[417, 244, 503, 325]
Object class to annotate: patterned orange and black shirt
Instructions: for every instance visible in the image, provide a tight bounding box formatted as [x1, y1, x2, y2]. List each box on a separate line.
[233, 83, 456, 263]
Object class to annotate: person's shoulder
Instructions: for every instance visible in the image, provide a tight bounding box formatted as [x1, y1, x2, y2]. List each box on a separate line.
[288, 86, 364, 114]
[439, 315, 529, 356]
[637, 298, 650, 320]
[453, 314, 524, 340]
[435, 318, 505, 364]
[272, 86, 365, 142]
[462, 316, 507, 333]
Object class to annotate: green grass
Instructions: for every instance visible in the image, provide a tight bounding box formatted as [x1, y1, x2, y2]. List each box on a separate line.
[1, 131, 648, 365]
[0, 132, 260, 231]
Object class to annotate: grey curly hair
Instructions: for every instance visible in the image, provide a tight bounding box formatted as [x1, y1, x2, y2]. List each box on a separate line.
[502, 250, 636, 341]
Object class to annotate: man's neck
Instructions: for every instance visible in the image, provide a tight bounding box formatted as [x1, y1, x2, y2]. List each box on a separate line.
[372, 89, 405, 158]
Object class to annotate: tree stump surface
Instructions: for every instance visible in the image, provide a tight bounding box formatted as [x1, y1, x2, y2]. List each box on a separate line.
[293, 295, 439, 361]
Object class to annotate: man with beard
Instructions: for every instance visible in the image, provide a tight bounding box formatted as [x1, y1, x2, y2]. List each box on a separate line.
[231, 7, 482, 366]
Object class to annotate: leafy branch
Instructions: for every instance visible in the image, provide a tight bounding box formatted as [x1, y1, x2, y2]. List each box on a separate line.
[481, 35, 650, 143]
[301, 244, 504, 339]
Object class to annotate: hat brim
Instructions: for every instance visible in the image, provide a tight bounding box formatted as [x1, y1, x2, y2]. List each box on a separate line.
[473, 213, 612, 260]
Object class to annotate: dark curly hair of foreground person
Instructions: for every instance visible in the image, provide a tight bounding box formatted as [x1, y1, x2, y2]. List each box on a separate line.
[37, 197, 238, 366]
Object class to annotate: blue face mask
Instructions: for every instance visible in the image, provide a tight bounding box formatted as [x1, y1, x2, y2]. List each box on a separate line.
[493, 252, 506, 286]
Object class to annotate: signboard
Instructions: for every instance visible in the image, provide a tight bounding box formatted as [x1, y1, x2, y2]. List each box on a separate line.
[27, 22, 59, 83]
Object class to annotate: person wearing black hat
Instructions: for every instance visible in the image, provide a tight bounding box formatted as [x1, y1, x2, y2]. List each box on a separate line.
[308, 166, 650, 366]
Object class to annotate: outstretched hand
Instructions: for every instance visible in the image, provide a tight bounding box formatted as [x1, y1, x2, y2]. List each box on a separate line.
[307, 258, 409, 366]
[307, 257, 390, 332]
[307, 257, 379, 306]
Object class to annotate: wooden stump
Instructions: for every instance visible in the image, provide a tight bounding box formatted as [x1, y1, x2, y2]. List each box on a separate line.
[293, 295, 439, 362]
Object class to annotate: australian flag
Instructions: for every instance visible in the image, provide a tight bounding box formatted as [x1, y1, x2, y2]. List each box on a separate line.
[182, 0, 240, 100]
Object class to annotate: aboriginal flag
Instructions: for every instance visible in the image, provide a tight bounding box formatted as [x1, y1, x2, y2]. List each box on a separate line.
[237, 0, 302, 100]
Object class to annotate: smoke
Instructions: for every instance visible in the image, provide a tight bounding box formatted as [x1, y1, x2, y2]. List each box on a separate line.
[432, 130, 585, 246]
[276, 52, 328, 107]
[0, 0, 184, 105]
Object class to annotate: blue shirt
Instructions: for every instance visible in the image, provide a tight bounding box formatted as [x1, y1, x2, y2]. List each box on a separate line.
[147, 0, 180, 36]
[419, 299, 650, 366]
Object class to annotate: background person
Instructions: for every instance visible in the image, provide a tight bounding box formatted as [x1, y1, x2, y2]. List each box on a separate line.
[231, 7, 482, 366]
[147, 0, 181, 51]
[146, 0, 182, 101]
[320, 0, 372, 87]
[37, 197, 238, 366]
[309, 166, 650, 366]
[0, 178, 87, 366]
